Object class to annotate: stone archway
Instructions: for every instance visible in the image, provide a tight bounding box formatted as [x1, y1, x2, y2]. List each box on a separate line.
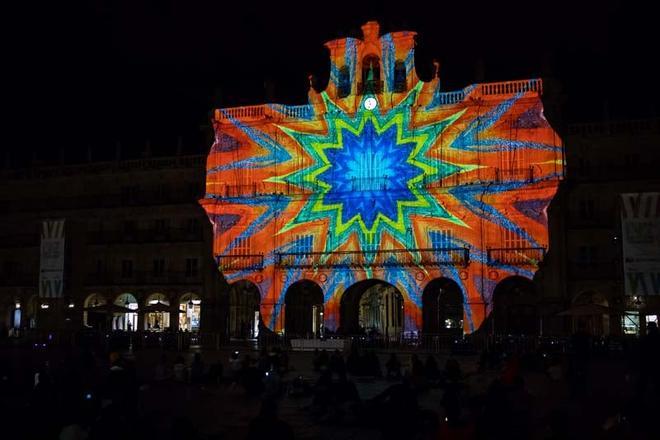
[113, 293, 138, 331]
[573, 291, 610, 336]
[422, 278, 464, 334]
[229, 281, 261, 339]
[179, 293, 201, 332]
[83, 293, 107, 330]
[284, 280, 324, 338]
[491, 276, 537, 335]
[340, 279, 404, 337]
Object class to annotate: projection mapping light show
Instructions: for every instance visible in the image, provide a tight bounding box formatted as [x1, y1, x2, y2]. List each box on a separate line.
[200, 22, 563, 335]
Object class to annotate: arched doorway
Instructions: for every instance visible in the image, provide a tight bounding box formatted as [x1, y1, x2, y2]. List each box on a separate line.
[179, 293, 201, 332]
[83, 293, 107, 330]
[284, 280, 324, 338]
[422, 278, 464, 334]
[229, 281, 260, 339]
[340, 280, 404, 337]
[491, 276, 537, 335]
[144, 293, 170, 331]
[113, 293, 138, 331]
[573, 291, 610, 336]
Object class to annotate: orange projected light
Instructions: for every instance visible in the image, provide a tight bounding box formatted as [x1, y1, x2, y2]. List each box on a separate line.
[200, 22, 563, 334]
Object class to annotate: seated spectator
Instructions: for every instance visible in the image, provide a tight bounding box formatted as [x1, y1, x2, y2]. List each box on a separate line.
[247, 399, 294, 440]
[173, 355, 187, 382]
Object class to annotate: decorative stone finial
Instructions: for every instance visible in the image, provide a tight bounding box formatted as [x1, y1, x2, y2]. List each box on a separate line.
[433, 59, 440, 79]
[361, 21, 380, 43]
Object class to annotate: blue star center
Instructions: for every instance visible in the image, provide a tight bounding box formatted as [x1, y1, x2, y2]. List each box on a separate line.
[318, 120, 424, 229]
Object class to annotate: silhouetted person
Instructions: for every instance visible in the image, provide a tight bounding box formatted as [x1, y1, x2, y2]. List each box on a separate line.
[346, 346, 361, 376]
[386, 353, 402, 380]
[424, 354, 440, 381]
[247, 399, 294, 440]
[329, 349, 346, 376]
[638, 321, 660, 396]
[568, 321, 591, 397]
[190, 352, 205, 384]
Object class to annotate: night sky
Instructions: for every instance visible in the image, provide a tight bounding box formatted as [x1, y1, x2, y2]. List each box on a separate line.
[5, 0, 656, 164]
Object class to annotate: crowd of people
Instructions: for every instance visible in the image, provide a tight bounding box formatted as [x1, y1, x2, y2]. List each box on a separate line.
[1, 323, 660, 439]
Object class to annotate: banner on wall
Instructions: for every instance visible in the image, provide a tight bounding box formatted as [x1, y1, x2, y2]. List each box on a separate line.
[621, 193, 660, 296]
[39, 219, 66, 298]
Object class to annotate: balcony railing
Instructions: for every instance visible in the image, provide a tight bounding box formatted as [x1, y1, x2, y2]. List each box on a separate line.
[217, 254, 264, 272]
[487, 247, 545, 266]
[357, 80, 384, 95]
[568, 261, 619, 280]
[84, 271, 202, 286]
[276, 248, 469, 268]
[480, 79, 542, 96]
[87, 228, 203, 245]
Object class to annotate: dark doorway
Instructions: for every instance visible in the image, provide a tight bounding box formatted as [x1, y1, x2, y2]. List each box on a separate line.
[284, 280, 324, 338]
[422, 278, 464, 334]
[229, 280, 261, 339]
[491, 276, 537, 335]
[340, 279, 403, 337]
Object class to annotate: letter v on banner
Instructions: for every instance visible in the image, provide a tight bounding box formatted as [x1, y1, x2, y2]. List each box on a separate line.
[39, 219, 66, 298]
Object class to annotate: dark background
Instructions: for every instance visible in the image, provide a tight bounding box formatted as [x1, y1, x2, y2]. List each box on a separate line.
[4, 0, 657, 164]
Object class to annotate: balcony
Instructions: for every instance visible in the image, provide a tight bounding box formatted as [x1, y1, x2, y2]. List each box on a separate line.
[216, 254, 264, 272]
[0, 273, 37, 287]
[84, 271, 202, 286]
[87, 228, 203, 245]
[487, 247, 545, 266]
[568, 261, 619, 280]
[275, 247, 469, 268]
[357, 80, 384, 95]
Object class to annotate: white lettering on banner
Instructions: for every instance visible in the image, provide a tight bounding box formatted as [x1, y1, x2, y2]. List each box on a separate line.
[621, 193, 660, 296]
[39, 219, 66, 298]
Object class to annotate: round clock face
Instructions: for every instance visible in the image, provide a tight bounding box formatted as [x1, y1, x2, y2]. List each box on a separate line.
[364, 97, 377, 110]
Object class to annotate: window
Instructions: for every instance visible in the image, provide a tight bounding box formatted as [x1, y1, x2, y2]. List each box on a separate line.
[393, 61, 406, 92]
[120, 185, 139, 205]
[121, 260, 133, 278]
[185, 258, 199, 277]
[152, 259, 165, 277]
[153, 219, 168, 233]
[234, 236, 252, 255]
[578, 198, 595, 220]
[430, 229, 453, 249]
[186, 218, 200, 234]
[123, 220, 136, 233]
[361, 55, 381, 94]
[338, 66, 351, 98]
[622, 311, 639, 335]
[624, 154, 640, 167]
[294, 234, 313, 255]
[503, 228, 526, 249]
[577, 245, 598, 264]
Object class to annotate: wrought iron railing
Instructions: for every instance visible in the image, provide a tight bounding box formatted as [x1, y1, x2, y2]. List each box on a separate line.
[487, 247, 545, 266]
[275, 247, 469, 268]
[217, 254, 264, 272]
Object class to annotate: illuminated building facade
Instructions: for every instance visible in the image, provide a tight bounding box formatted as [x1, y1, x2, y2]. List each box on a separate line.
[201, 22, 564, 336]
[0, 153, 221, 335]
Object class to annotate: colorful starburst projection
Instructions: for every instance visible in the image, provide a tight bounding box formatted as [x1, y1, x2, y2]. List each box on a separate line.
[201, 22, 563, 334]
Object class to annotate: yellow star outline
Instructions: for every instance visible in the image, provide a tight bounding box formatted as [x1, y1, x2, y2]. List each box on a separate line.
[276, 107, 468, 240]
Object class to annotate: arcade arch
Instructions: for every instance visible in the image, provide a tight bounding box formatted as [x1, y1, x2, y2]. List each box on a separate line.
[491, 276, 537, 335]
[113, 293, 138, 331]
[284, 280, 324, 338]
[422, 278, 464, 334]
[340, 279, 403, 337]
[179, 293, 201, 332]
[229, 281, 260, 339]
